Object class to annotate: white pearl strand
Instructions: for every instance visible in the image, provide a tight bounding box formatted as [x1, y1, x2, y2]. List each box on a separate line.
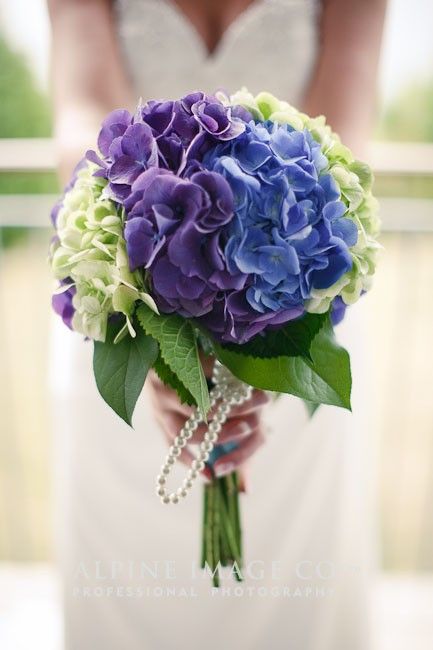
[156, 361, 252, 504]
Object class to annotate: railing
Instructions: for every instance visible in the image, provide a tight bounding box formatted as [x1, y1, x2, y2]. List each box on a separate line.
[0, 139, 433, 231]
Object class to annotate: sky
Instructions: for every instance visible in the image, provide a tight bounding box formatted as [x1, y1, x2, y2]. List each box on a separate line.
[0, 0, 432, 108]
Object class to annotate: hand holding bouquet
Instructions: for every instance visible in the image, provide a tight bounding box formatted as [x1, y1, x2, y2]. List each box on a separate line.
[50, 89, 380, 585]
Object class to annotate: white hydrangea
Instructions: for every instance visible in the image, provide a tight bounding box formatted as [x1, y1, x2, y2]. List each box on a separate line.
[50, 162, 157, 342]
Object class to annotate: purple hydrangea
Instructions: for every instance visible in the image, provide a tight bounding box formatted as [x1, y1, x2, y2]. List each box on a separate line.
[124, 167, 243, 318]
[330, 296, 347, 326]
[52, 281, 76, 329]
[86, 92, 245, 202]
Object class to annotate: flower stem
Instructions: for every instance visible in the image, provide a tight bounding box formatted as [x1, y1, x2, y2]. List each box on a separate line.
[201, 471, 243, 586]
[200, 484, 209, 568]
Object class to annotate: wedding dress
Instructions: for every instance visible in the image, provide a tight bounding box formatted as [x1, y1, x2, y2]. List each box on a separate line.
[50, 1, 374, 648]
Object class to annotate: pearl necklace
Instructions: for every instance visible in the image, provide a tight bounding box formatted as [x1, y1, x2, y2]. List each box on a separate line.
[156, 361, 252, 504]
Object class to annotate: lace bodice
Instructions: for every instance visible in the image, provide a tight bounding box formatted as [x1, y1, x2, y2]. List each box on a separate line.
[116, 0, 320, 104]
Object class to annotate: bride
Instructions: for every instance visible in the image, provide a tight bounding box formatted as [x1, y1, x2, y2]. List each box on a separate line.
[48, 1, 386, 649]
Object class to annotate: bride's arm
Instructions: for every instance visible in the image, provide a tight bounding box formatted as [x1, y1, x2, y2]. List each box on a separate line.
[303, 0, 387, 156]
[47, 0, 134, 181]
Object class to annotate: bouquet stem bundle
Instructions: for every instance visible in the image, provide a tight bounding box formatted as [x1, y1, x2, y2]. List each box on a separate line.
[201, 472, 243, 587]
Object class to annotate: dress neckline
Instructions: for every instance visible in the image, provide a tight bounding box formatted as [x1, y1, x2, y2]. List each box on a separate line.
[160, 0, 268, 60]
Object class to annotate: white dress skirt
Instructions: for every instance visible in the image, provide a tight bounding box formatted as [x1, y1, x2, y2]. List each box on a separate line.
[50, 1, 375, 648]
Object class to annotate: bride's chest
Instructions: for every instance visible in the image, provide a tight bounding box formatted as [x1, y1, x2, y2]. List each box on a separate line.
[115, 0, 320, 102]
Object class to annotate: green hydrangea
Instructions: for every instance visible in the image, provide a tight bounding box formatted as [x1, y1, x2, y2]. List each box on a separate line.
[50, 162, 157, 341]
[229, 88, 381, 313]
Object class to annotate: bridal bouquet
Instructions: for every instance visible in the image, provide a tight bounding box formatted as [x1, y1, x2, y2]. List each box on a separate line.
[50, 89, 380, 586]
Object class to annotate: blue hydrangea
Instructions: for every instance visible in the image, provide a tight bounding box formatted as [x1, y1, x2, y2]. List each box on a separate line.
[202, 120, 358, 323]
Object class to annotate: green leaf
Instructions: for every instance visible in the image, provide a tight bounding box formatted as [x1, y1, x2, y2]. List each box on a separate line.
[196, 331, 215, 357]
[220, 312, 327, 360]
[303, 400, 320, 418]
[153, 354, 195, 407]
[93, 320, 158, 426]
[137, 305, 210, 418]
[213, 318, 351, 410]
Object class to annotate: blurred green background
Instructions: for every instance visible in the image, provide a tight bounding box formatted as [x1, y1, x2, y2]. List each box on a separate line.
[0, 36, 57, 249]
